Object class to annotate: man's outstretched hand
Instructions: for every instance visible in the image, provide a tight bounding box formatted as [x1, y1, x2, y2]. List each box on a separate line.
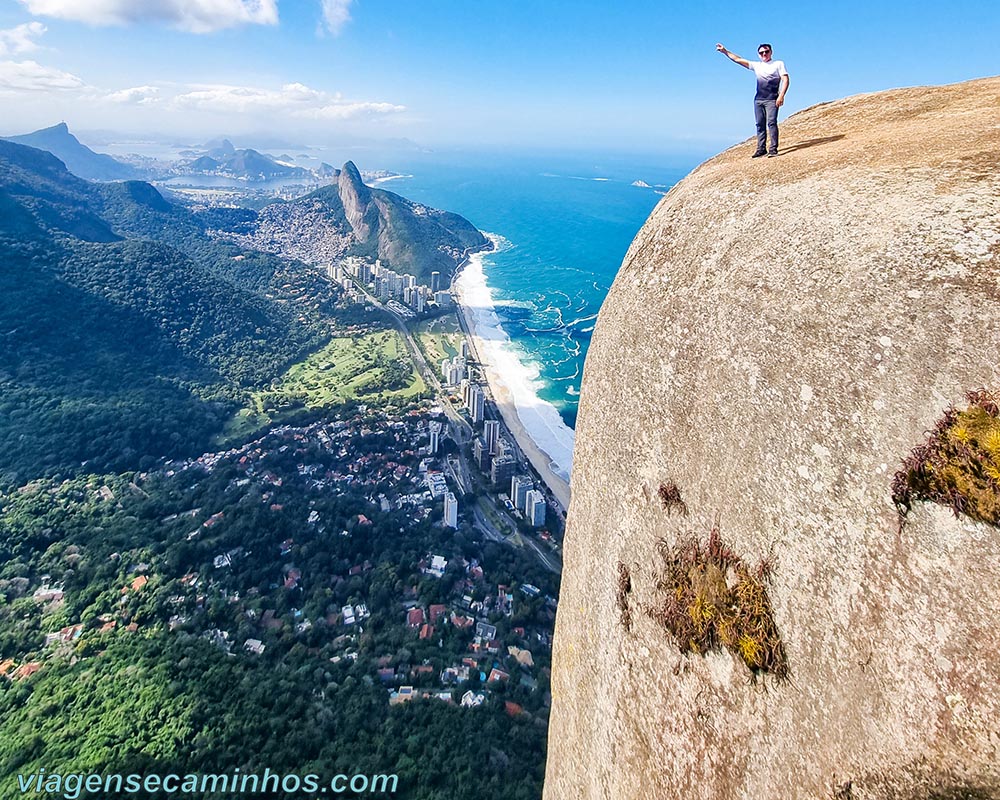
[716, 43, 727, 53]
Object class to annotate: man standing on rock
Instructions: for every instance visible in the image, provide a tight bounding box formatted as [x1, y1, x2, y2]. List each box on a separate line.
[716, 42, 789, 158]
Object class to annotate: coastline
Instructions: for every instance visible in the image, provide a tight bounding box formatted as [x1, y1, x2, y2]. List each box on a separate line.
[451, 235, 573, 512]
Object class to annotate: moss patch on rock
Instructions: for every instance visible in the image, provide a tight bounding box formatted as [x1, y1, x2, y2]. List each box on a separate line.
[648, 527, 787, 681]
[892, 389, 1000, 526]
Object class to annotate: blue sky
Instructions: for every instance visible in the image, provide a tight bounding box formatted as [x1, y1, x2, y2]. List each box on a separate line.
[0, 0, 997, 157]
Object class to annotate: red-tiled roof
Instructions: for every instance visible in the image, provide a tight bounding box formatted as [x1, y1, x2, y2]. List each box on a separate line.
[12, 663, 42, 680]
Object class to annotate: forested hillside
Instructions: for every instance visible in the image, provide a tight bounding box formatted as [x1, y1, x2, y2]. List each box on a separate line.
[0, 139, 551, 799]
[0, 413, 553, 800]
[0, 140, 332, 486]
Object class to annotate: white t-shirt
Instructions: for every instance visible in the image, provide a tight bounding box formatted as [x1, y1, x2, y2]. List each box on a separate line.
[750, 59, 787, 101]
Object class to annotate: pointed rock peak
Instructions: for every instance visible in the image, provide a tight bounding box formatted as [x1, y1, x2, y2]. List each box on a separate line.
[338, 160, 372, 238]
[339, 160, 370, 196]
[205, 137, 236, 155]
[50, 122, 70, 134]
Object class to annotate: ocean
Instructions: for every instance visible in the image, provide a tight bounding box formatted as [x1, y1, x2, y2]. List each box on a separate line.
[109, 137, 698, 479]
[366, 150, 694, 478]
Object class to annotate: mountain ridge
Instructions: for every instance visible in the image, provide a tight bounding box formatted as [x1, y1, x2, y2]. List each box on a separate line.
[0, 137, 330, 484]
[220, 159, 490, 283]
[5, 122, 137, 181]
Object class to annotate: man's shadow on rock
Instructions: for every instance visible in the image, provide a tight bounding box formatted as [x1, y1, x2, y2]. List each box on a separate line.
[780, 135, 845, 154]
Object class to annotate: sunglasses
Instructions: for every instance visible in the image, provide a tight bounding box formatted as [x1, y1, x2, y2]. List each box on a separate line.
[758, 49, 771, 54]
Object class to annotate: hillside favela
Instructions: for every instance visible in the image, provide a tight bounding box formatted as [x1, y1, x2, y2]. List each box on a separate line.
[2, 3, 1000, 800]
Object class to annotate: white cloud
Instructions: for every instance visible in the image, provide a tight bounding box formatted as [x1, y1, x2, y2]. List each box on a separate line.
[105, 85, 161, 105]
[173, 83, 304, 114]
[0, 59, 85, 91]
[18, 0, 279, 33]
[279, 82, 325, 102]
[0, 23, 88, 95]
[306, 101, 406, 120]
[321, 0, 352, 35]
[0, 22, 47, 56]
[172, 81, 405, 120]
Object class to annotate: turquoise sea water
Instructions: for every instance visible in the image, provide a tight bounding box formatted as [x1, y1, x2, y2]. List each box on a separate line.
[370, 151, 694, 430]
[136, 138, 699, 474]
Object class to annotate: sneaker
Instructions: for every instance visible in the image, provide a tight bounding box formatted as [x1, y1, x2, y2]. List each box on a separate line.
[751, 151, 767, 158]
[767, 151, 779, 158]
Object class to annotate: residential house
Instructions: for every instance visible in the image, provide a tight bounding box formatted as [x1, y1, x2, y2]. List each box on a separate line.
[487, 668, 509, 684]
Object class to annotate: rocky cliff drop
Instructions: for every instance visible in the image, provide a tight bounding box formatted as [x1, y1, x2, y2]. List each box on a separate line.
[545, 76, 1000, 800]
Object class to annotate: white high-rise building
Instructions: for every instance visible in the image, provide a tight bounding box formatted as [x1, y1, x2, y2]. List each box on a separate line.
[460, 339, 469, 359]
[416, 290, 426, 313]
[428, 421, 441, 455]
[469, 385, 485, 424]
[444, 492, 459, 528]
[431, 271, 440, 292]
[511, 475, 533, 510]
[484, 419, 500, 454]
[496, 437, 513, 459]
[525, 490, 546, 527]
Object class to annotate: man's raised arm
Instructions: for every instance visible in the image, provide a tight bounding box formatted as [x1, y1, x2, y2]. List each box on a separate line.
[715, 43, 750, 69]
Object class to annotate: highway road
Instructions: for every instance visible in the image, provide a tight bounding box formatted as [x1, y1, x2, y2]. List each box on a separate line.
[351, 278, 561, 576]
[353, 280, 472, 448]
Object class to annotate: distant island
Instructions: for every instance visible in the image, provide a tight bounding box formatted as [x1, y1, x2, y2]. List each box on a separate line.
[175, 137, 313, 180]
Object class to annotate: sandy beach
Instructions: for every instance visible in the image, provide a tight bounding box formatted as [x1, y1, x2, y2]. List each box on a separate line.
[452, 241, 573, 512]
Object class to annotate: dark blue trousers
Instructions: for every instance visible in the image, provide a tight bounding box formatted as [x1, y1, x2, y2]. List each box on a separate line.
[754, 99, 779, 154]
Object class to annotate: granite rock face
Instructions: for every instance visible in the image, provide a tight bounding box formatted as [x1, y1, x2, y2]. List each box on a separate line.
[218, 160, 488, 282]
[338, 159, 374, 240]
[544, 77, 1000, 800]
